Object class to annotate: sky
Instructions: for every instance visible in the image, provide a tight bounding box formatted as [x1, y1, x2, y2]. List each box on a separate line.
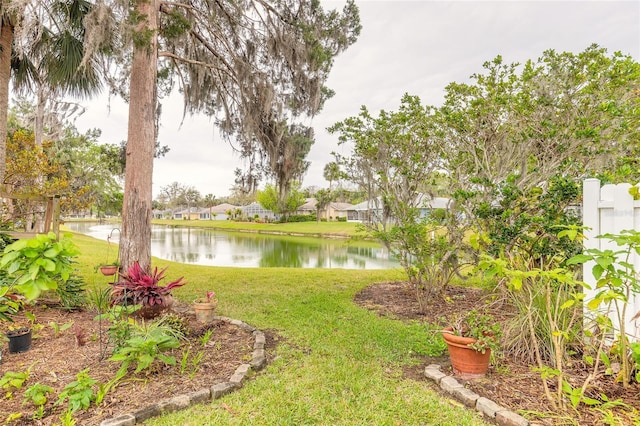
[74, 0, 640, 199]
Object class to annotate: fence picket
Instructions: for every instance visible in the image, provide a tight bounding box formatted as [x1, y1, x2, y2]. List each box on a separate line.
[582, 178, 640, 340]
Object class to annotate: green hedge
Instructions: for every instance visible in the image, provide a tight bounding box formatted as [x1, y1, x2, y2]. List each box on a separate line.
[279, 214, 316, 223]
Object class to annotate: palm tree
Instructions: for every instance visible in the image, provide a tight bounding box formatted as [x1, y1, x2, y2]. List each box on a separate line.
[315, 188, 334, 223]
[0, 0, 108, 181]
[4, 0, 107, 232]
[183, 187, 201, 218]
[16, 0, 104, 146]
[203, 194, 216, 220]
[323, 162, 342, 191]
[0, 6, 18, 182]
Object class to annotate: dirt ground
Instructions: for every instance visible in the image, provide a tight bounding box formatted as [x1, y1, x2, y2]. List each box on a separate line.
[0, 299, 274, 426]
[354, 281, 640, 426]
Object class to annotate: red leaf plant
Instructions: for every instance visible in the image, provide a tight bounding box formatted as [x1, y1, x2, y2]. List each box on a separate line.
[110, 261, 185, 308]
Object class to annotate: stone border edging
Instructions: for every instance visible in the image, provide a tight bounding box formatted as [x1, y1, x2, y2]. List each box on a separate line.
[424, 364, 529, 426]
[100, 316, 267, 426]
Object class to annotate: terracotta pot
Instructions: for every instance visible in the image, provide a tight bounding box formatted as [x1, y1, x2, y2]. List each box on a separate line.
[136, 295, 174, 319]
[442, 327, 491, 379]
[193, 300, 217, 324]
[6, 327, 32, 354]
[100, 265, 118, 276]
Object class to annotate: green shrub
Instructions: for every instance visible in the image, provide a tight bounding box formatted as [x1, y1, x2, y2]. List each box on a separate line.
[161, 313, 190, 337]
[24, 382, 54, 407]
[56, 369, 97, 412]
[109, 320, 182, 376]
[56, 273, 87, 310]
[86, 287, 112, 314]
[280, 214, 316, 223]
[0, 233, 79, 301]
[0, 231, 15, 252]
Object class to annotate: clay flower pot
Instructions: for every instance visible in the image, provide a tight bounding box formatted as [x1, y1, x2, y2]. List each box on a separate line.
[99, 265, 118, 276]
[6, 327, 32, 354]
[136, 295, 174, 319]
[193, 300, 217, 324]
[442, 327, 491, 379]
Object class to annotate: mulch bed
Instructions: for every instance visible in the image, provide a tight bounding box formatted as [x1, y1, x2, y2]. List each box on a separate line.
[4, 281, 639, 425]
[354, 281, 640, 425]
[0, 300, 270, 426]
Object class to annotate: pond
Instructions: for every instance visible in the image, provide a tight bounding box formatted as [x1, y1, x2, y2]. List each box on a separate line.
[64, 222, 399, 270]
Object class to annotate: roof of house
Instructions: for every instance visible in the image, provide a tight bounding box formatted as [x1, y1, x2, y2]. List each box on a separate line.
[328, 202, 354, 211]
[416, 194, 451, 210]
[298, 198, 317, 210]
[349, 199, 380, 211]
[242, 202, 275, 214]
[348, 195, 451, 211]
[209, 203, 239, 213]
[175, 207, 200, 214]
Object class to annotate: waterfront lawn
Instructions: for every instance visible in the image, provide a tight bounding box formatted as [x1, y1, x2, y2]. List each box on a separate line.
[152, 218, 363, 238]
[73, 233, 488, 425]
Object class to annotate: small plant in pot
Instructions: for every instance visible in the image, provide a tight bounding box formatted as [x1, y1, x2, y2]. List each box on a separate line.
[193, 291, 217, 324]
[3, 308, 37, 354]
[441, 309, 501, 379]
[0, 284, 29, 354]
[110, 262, 185, 319]
[0, 233, 79, 354]
[96, 262, 120, 277]
[6, 324, 32, 354]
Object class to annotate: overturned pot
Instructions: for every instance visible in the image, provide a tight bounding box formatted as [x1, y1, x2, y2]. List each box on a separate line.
[6, 327, 32, 354]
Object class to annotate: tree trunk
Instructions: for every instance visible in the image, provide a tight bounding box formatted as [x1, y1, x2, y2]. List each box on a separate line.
[0, 19, 13, 184]
[119, 0, 158, 271]
[31, 86, 47, 232]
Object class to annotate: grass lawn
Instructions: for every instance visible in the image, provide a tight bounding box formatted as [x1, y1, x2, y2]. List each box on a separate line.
[152, 218, 363, 238]
[72, 232, 488, 425]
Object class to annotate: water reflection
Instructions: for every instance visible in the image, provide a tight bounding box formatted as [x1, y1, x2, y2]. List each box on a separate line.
[65, 222, 398, 270]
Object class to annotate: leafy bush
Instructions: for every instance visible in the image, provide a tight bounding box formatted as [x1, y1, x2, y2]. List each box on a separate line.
[447, 309, 502, 353]
[24, 382, 54, 407]
[0, 232, 79, 301]
[0, 369, 30, 393]
[93, 304, 140, 356]
[93, 304, 138, 353]
[0, 231, 15, 252]
[24, 382, 54, 419]
[279, 214, 316, 223]
[56, 369, 97, 412]
[0, 285, 20, 322]
[161, 312, 190, 337]
[56, 273, 87, 310]
[109, 320, 182, 376]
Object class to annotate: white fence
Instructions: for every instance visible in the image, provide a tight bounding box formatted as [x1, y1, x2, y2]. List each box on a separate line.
[583, 178, 640, 340]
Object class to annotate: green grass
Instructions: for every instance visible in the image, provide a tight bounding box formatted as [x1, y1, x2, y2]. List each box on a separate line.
[152, 219, 362, 238]
[68, 232, 488, 425]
